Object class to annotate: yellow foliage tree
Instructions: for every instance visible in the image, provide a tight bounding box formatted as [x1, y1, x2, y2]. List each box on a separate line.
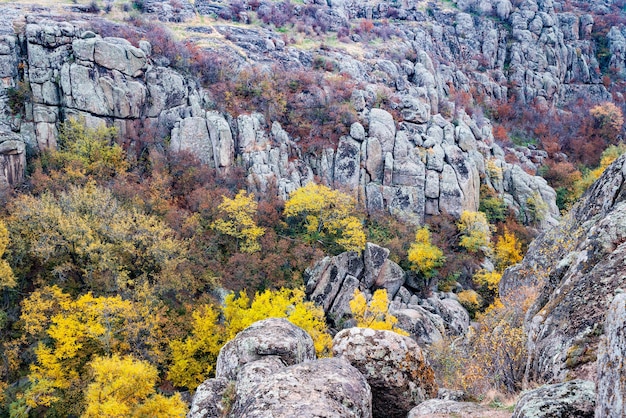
[168, 287, 332, 390]
[19, 286, 166, 414]
[283, 182, 365, 253]
[222, 288, 331, 355]
[168, 304, 225, 390]
[574, 143, 626, 198]
[0, 220, 16, 289]
[457, 211, 492, 253]
[457, 289, 482, 316]
[493, 228, 523, 271]
[349, 289, 409, 336]
[211, 190, 265, 253]
[407, 226, 445, 278]
[472, 269, 502, 293]
[83, 354, 186, 418]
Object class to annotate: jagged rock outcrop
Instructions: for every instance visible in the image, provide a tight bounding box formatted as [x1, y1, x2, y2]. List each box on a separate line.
[332, 327, 437, 418]
[595, 292, 626, 418]
[304, 243, 469, 344]
[500, 154, 626, 384]
[0, 9, 561, 226]
[512, 380, 596, 418]
[215, 317, 315, 381]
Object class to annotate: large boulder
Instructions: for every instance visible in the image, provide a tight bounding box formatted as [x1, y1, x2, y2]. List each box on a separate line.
[215, 318, 315, 381]
[512, 380, 595, 418]
[391, 305, 445, 345]
[595, 292, 626, 418]
[230, 358, 372, 418]
[332, 327, 437, 418]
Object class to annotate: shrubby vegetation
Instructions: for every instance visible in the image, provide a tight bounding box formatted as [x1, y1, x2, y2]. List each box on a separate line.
[0, 117, 540, 414]
[489, 97, 626, 212]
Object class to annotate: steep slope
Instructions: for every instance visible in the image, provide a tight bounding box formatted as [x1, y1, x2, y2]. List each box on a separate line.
[501, 153, 626, 384]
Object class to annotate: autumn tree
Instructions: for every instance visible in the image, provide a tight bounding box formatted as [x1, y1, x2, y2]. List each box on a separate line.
[429, 288, 533, 395]
[283, 182, 365, 253]
[168, 304, 225, 390]
[83, 354, 186, 418]
[524, 192, 549, 225]
[493, 228, 523, 271]
[574, 143, 626, 199]
[457, 211, 492, 253]
[212, 190, 265, 253]
[349, 289, 408, 335]
[407, 226, 445, 278]
[37, 118, 127, 186]
[16, 286, 166, 416]
[8, 183, 192, 295]
[590, 102, 624, 143]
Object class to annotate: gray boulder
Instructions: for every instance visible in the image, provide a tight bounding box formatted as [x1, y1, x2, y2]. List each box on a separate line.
[170, 116, 213, 165]
[368, 109, 396, 154]
[230, 358, 372, 418]
[333, 327, 437, 418]
[391, 306, 445, 345]
[234, 356, 285, 405]
[306, 251, 364, 314]
[512, 380, 595, 418]
[215, 318, 315, 381]
[363, 243, 390, 288]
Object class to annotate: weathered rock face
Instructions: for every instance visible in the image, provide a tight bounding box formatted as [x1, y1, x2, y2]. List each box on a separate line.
[215, 317, 315, 381]
[595, 292, 626, 418]
[332, 327, 437, 418]
[304, 243, 470, 343]
[501, 154, 626, 384]
[512, 380, 596, 418]
[0, 123, 25, 187]
[0, 10, 561, 226]
[230, 358, 372, 418]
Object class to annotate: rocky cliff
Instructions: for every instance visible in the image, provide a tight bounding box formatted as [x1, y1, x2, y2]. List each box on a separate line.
[501, 153, 626, 388]
[0, 1, 586, 225]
